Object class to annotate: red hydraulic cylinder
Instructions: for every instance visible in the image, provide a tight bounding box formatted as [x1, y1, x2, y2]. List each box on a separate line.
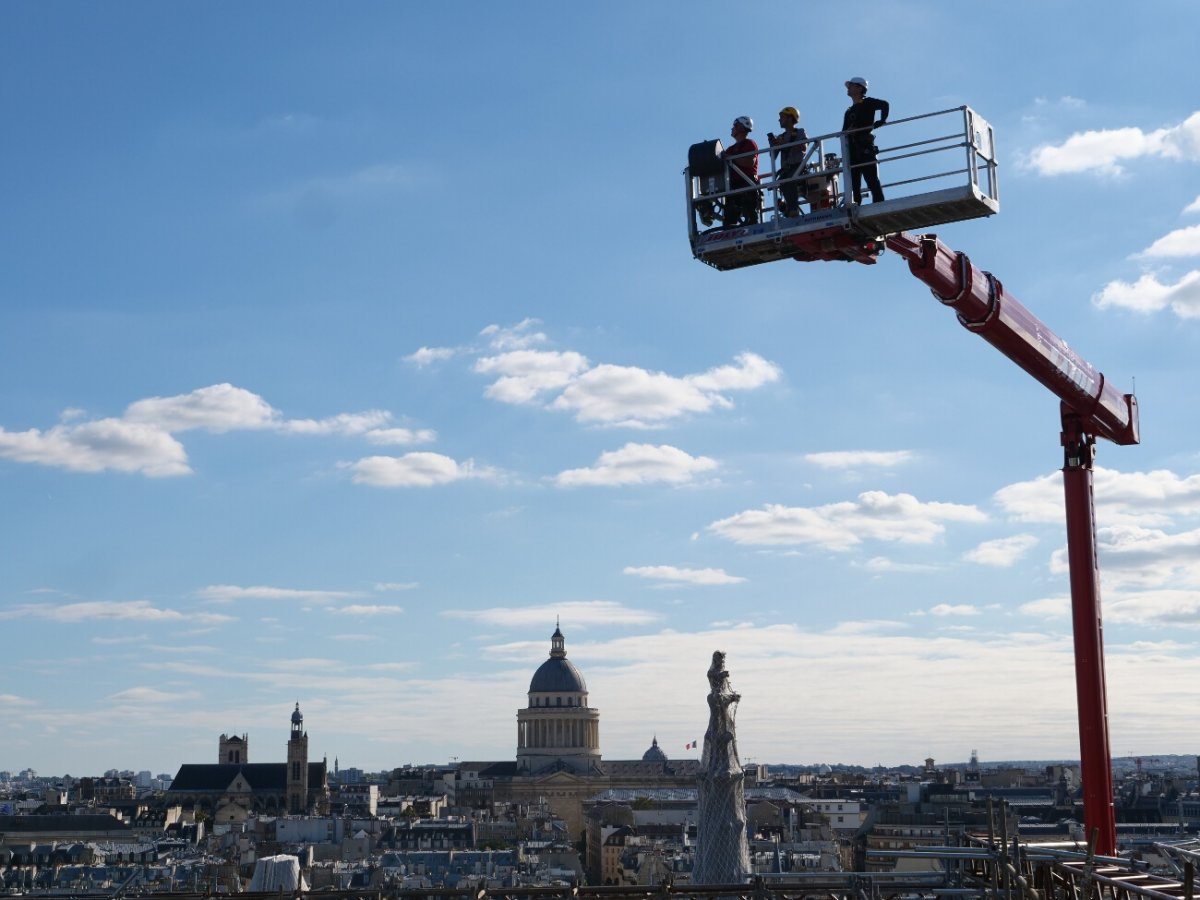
[1061, 410, 1117, 856]
[886, 233, 1139, 447]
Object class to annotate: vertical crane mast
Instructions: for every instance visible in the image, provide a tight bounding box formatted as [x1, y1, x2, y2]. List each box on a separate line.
[886, 232, 1139, 856]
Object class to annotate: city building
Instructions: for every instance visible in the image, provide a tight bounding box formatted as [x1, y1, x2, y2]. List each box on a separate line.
[450, 626, 703, 836]
[167, 704, 329, 822]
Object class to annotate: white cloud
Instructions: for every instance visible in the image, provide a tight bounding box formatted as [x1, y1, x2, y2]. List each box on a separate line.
[996, 467, 1200, 527]
[859, 557, 942, 573]
[0, 600, 233, 625]
[0, 418, 191, 477]
[374, 582, 419, 592]
[281, 411, 392, 435]
[1186, 195, 1200, 214]
[1051, 524, 1200, 590]
[335, 605, 405, 616]
[1, 383, 420, 478]
[1106, 590, 1200, 628]
[405, 346, 457, 367]
[805, 450, 914, 470]
[106, 687, 198, 704]
[127, 384, 397, 437]
[1027, 111, 1200, 176]
[197, 585, 362, 604]
[1015, 590, 1200, 630]
[1019, 596, 1070, 619]
[365, 427, 437, 446]
[554, 443, 716, 487]
[475, 350, 590, 404]
[125, 384, 278, 432]
[1139, 224, 1200, 258]
[348, 452, 497, 487]
[688, 352, 783, 392]
[481, 319, 546, 351]
[926, 604, 981, 617]
[964, 534, 1039, 567]
[453, 324, 781, 428]
[443, 600, 661, 628]
[1032, 96, 1087, 111]
[623, 565, 746, 586]
[549, 353, 780, 428]
[1093, 271, 1200, 317]
[707, 491, 985, 551]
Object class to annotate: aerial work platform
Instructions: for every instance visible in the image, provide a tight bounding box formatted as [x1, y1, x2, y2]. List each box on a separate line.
[685, 106, 999, 268]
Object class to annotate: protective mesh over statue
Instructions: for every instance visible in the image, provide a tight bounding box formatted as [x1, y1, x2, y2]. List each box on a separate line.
[692, 650, 750, 885]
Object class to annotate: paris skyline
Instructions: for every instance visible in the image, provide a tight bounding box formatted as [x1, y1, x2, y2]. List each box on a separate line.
[3, 1, 1200, 776]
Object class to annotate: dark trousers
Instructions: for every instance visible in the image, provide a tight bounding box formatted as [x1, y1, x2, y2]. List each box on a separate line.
[779, 164, 803, 217]
[723, 183, 760, 227]
[849, 142, 884, 204]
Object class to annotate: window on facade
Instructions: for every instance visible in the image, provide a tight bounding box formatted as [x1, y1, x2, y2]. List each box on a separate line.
[292, 761, 300, 780]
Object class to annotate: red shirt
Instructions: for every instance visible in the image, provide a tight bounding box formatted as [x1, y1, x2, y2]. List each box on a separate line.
[724, 138, 759, 185]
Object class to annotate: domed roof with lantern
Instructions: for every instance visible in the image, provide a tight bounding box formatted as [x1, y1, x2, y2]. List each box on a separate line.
[642, 736, 668, 762]
[528, 624, 588, 694]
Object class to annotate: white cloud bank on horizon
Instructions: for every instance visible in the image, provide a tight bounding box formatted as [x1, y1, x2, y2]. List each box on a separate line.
[1026, 111, 1200, 177]
[13, 616, 1200, 773]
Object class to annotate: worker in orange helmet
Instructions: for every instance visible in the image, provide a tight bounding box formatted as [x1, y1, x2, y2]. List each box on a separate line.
[843, 76, 890, 204]
[767, 107, 810, 218]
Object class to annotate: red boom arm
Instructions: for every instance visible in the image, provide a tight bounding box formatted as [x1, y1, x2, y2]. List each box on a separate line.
[886, 233, 1139, 447]
[886, 232, 1139, 857]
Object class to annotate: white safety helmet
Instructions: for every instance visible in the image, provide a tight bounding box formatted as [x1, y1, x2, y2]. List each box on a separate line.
[845, 76, 869, 90]
[733, 115, 754, 132]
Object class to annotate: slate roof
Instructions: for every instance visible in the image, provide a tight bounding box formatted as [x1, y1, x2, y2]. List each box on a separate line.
[167, 762, 325, 793]
[529, 656, 587, 694]
[0, 814, 132, 834]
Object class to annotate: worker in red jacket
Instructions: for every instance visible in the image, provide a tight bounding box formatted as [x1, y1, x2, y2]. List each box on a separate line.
[722, 115, 760, 228]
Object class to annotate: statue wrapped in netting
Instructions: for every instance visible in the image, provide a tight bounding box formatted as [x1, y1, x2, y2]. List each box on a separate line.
[692, 650, 750, 885]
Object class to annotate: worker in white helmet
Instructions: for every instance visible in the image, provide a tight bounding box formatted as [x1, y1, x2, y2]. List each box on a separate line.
[721, 115, 760, 228]
[842, 76, 890, 204]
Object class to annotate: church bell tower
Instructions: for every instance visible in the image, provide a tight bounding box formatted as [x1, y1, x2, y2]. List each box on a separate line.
[286, 703, 309, 814]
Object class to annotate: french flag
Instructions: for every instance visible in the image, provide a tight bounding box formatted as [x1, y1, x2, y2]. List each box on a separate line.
[685, 740, 698, 750]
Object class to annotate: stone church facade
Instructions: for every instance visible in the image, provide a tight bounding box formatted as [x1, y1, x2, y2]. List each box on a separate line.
[168, 704, 329, 823]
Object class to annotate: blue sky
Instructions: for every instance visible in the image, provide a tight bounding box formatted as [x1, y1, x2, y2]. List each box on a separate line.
[3, 1, 1200, 778]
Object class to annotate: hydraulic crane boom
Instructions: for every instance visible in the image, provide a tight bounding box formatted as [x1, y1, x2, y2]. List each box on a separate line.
[885, 233, 1139, 446]
[886, 231, 1139, 857]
